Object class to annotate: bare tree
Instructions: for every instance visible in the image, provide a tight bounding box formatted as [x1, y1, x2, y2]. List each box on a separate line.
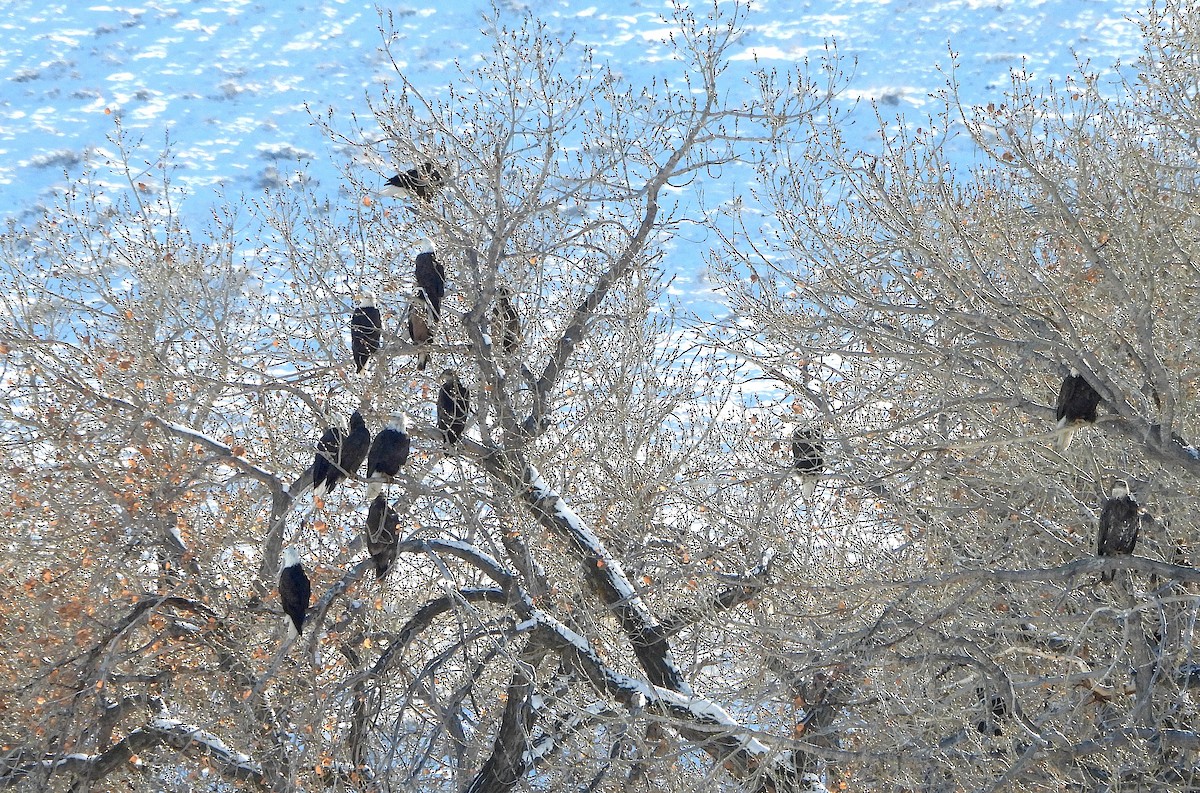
[0, 2, 843, 791]
[713, 0, 1200, 789]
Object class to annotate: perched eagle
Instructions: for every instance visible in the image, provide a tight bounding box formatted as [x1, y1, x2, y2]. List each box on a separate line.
[278, 546, 311, 641]
[383, 161, 444, 201]
[975, 686, 1007, 736]
[313, 410, 372, 499]
[350, 290, 382, 374]
[407, 295, 434, 371]
[491, 285, 522, 357]
[311, 415, 346, 498]
[1054, 367, 1102, 451]
[365, 494, 402, 581]
[365, 413, 411, 500]
[437, 370, 470, 446]
[792, 426, 825, 498]
[414, 239, 446, 323]
[1098, 479, 1141, 582]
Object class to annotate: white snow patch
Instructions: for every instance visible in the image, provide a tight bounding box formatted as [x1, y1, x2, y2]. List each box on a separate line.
[529, 604, 769, 753]
[134, 45, 171, 60]
[150, 718, 259, 768]
[731, 45, 812, 61]
[132, 98, 169, 119]
[174, 19, 219, 35]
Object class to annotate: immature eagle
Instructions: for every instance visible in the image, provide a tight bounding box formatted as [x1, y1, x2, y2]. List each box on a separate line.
[437, 370, 470, 446]
[383, 161, 444, 201]
[1098, 479, 1141, 582]
[365, 413, 410, 500]
[792, 426, 825, 498]
[407, 296, 434, 371]
[414, 239, 446, 323]
[350, 290, 382, 374]
[1054, 367, 1102, 451]
[278, 546, 311, 641]
[364, 494, 402, 581]
[313, 410, 372, 498]
[491, 285, 522, 357]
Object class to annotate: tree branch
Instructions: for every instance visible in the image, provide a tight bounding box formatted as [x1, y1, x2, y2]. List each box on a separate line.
[661, 549, 776, 637]
[463, 640, 546, 793]
[0, 720, 265, 790]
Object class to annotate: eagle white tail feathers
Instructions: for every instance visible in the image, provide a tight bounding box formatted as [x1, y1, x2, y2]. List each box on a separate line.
[1053, 421, 1078, 452]
[801, 476, 818, 499]
[365, 481, 383, 501]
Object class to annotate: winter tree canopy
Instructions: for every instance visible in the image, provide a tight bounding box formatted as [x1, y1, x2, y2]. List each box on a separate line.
[2, 0, 1199, 791]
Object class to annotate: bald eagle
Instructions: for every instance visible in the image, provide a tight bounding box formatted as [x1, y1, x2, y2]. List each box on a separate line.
[407, 295, 434, 371]
[311, 416, 346, 498]
[415, 240, 445, 323]
[383, 162, 443, 201]
[437, 370, 470, 446]
[365, 494, 401, 580]
[1054, 368, 1102, 451]
[1098, 479, 1140, 582]
[278, 546, 311, 641]
[351, 290, 382, 374]
[365, 413, 410, 500]
[313, 410, 372, 499]
[792, 426, 825, 498]
[492, 285, 522, 357]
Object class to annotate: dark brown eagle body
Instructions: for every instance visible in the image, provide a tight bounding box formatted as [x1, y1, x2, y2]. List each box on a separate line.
[278, 547, 311, 641]
[384, 161, 444, 201]
[1098, 479, 1140, 582]
[438, 371, 470, 446]
[492, 286, 522, 357]
[1054, 368, 1102, 451]
[407, 298, 434, 371]
[365, 495, 401, 580]
[414, 241, 446, 323]
[792, 426, 825, 498]
[313, 410, 371, 498]
[350, 291, 382, 373]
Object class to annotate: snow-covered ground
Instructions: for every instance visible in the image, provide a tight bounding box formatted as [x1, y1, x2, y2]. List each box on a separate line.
[0, 0, 1146, 313]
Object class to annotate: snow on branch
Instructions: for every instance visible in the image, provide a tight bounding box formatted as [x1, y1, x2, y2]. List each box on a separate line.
[517, 604, 772, 760]
[384, 533, 790, 784]
[152, 416, 278, 486]
[80, 595, 218, 671]
[390, 535, 744, 739]
[0, 720, 265, 789]
[520, 462, 690, 693]
[424, 538, 512, 584]
[70, 593, 288, 783]
[523, 465, 653, 619]
[522, 702, 615, 769]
